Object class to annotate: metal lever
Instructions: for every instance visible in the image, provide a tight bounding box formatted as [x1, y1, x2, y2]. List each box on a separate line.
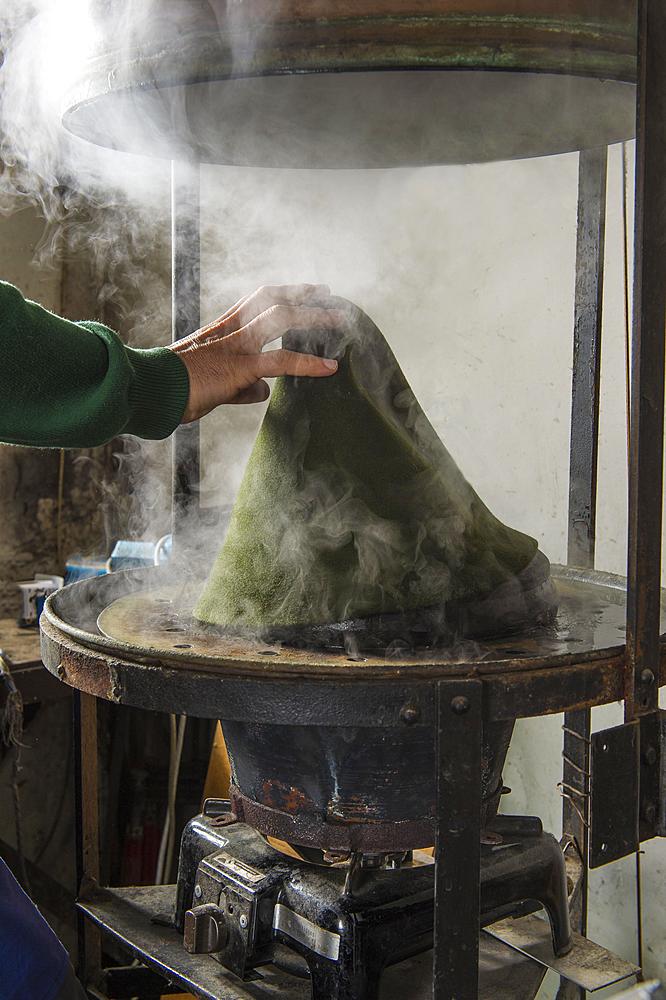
[184, 903, 228, 954]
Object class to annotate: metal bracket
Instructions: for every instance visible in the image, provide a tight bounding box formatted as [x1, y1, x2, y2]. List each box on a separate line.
[589, 722, 639, 868]
[485, 913, 639, 992]
[639, 709, 666, 841]
[588, 711, 665, 861]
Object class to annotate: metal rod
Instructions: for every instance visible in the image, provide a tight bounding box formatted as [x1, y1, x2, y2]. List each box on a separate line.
[622, 139, 646, 985]
[433, 679, 483, 1000]
[567, 145, 607, 570]
[636, 849, 644, 968]
[561, 147, 608, 987]
[171, 160, 201, 545]
[622, 142, 632, 467]
[73, 690, 101, 985]
[625, 0, 666, 721]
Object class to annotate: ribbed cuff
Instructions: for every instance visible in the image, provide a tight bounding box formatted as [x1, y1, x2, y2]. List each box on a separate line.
[124, 346, 190, 439]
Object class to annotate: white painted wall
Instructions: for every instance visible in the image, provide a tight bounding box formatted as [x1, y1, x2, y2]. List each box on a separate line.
[197, 142, 665, 991]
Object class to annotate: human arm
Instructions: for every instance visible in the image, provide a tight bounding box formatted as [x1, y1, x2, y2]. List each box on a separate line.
[0, 281, 340, 448]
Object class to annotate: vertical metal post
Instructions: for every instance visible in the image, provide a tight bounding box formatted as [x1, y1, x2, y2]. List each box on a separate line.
[73, 690, 101, 985]
[567, 146, 607, 570]
[434, 679, 483, 1000]
[171, 160, 201, 544]
[560, 146, 608, 999]
[625, 0, 666, 723]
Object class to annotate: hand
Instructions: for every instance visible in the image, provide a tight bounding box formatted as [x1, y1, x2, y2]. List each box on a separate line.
[170, 284, 343, 423]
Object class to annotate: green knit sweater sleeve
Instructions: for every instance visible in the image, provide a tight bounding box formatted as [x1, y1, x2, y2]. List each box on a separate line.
[0, 280, 190, 448]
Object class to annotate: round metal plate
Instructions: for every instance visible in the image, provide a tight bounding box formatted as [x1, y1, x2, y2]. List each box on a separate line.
[63, 70, 636, 168]
[40, 565, 666, 722]
[43, 564, 664, 678]
[62, 2, 636, 167]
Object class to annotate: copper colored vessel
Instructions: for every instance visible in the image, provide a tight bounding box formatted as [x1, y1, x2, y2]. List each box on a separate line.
[65, 0, 637, 166]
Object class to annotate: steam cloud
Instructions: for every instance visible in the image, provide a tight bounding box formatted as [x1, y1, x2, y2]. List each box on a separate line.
[0, 0, 576, 628]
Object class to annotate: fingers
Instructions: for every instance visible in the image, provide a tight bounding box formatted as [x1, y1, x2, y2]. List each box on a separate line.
[219, 284, 331, 335]
[230, 380, 271, 405]
[246, 349, 338, 380]
[232, 304, 347, 354]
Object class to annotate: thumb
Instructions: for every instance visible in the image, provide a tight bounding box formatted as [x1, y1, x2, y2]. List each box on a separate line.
[231, 380, 271, 405]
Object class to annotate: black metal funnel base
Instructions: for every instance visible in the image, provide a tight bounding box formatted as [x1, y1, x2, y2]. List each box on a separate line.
[222, 716, 514, 854]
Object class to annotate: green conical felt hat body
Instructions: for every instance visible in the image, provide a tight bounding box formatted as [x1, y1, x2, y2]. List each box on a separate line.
[194, 299, 555, 637]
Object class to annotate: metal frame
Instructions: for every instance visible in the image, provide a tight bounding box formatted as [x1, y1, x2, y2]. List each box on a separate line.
[66, 3, 666, 998]
[625, 0, 666, 723]
[434, 680, 483, 998]
[561, 144, 608, 977]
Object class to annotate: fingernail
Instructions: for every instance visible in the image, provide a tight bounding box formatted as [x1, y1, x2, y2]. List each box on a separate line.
[323, 358, 338, 371]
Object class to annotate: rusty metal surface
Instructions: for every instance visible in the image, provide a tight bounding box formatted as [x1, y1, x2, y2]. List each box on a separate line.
[88, 0, 639, 79]
[62, 1, 637, 167]
[231, 786, 433, 853]
[40, 612, 662, 726]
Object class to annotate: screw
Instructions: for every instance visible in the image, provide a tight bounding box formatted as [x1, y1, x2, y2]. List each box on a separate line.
[640, 668, 655, 685]
[400, 704, 420, 725]
[451, 696, 470, 715]
[194, 884, 202, 899]
[239, 914, 248, 929]
[644, 745, 658, 766]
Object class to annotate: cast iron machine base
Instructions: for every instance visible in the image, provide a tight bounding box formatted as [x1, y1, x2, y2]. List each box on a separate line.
[175, 799, 571, 1000]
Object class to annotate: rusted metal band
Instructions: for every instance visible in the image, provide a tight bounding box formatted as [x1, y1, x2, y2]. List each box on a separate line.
[229, 778, 503, 852]
[230, 786, 435, 852]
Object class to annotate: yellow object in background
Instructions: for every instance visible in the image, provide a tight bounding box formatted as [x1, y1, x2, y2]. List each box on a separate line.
[202, 721, 232, 802]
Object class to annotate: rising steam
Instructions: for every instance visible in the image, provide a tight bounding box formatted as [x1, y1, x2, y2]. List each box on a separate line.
[0, 0, 581, 605]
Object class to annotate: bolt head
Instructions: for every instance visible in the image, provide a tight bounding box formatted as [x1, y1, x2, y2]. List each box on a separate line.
[194, 884, 202, 899]
[640, 668, 655, 686]
[644, 746, 658, 766]
[400, 704, 420, 725]
[644, 803, 657, 825]
[451, 695, 471, 715]
[239, 914, 248, 929]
